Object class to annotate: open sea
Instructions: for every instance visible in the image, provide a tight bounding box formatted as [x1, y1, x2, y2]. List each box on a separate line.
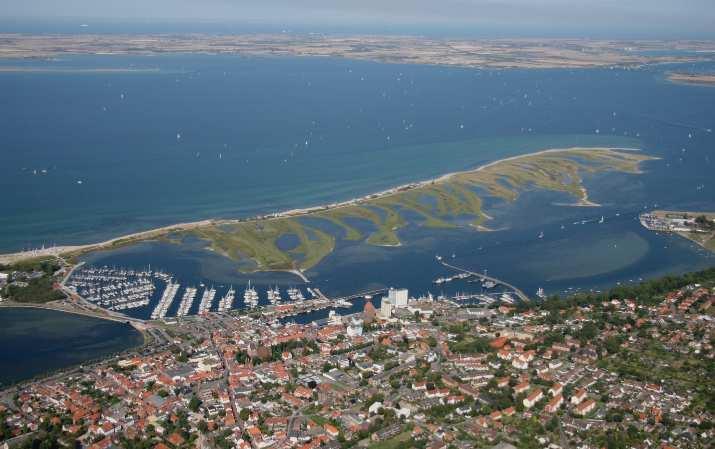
[1, 53, 715, 373]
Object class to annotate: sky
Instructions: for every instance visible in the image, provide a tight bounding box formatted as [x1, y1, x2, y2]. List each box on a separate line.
[1, 0, 714, 39]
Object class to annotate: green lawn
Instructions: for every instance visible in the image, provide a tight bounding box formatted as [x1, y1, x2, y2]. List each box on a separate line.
[367, 431, 415, 449]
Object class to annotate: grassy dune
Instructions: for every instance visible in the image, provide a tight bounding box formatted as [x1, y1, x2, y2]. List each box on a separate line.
[184, 148, 653, 272]
[192, 219, 335, 271]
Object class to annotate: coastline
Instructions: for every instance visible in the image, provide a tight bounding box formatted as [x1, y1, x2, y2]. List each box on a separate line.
[0, 146, 652, 267]
[0, 301, 148, 332]
[666, 72, 715, 87]
[642, 210, 715, 253]
[0, 67, 162, 73]
[1, 34, 713, 69]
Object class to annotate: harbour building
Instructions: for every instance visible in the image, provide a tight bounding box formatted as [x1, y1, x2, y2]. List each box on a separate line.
[379, 288, 409, 318]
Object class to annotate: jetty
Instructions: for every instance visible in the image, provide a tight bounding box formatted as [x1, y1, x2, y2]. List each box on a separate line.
[438, 260, 531, 303]
[312, 287, 388, 302]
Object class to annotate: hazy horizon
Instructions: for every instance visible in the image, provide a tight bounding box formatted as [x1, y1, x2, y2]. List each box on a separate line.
[1, 0, 714, 39]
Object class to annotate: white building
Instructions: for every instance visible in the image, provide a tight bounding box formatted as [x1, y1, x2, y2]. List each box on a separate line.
[346, 317, 363, 337]
[368, 401, 383, 415]
[379, 288, 409, 319]
[328, 310, 342, 325]
[387, 288, 409, 307]
[379, 299, 393, 319]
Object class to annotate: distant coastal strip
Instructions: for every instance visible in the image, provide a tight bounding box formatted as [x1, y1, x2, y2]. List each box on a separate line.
[666, 72, 715, 87]
[0, 147, 656, 275]
[0, 34, 714, 69]
[0, 66, 163, 73]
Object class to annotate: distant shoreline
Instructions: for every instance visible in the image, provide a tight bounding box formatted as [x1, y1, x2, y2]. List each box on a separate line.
[0, 146, 649, 266]
[0, 34, 713, 69]
[666, 72, 715, 87]
[0, 66, 162, 73]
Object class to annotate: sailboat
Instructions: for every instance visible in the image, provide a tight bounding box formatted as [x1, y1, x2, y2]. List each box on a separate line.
[243, 281, 259, 307]
[218, 286, 235, 312]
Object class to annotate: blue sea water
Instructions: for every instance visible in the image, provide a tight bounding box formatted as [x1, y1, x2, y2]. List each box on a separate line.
[2, 54, 715, 320]
[0, 307, 143, 386]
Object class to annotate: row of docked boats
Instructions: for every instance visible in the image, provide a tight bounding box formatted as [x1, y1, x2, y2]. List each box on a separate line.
[150, 281, 179, 319]
[68, 265, 171, 311]
[176, 287, 197, 317]
[217, 287, 235, 312]
[148, 280, 314, 318]
[71, 264, 317, 319]
[198, 287, 216, 314]
[433, 272, 470, 284]
[246, 283, 307, 307]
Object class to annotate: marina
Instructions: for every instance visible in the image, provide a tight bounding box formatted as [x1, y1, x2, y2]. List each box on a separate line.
[243, 281, 259, 308]
[176, 287, 197, 316]
[267, 285, 282, 303]
[437, 259, 531, 303]
[217, 286, 235, 312]
[150, 281, 179, 319]
[197, 286, 216, 314]
[66, 262, 331, 319]
[66, 265, 169, 312]
[287, 286, 305, 301]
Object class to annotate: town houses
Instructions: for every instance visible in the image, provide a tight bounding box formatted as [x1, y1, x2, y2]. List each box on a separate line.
[1, 274, 714, 449]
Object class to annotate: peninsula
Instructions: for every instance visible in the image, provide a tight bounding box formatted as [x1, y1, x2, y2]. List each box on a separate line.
[1, 34, 714, 69]
[0, 147, 656, 274]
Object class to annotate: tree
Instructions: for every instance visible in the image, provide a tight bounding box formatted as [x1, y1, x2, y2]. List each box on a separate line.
[604, 336, 622, 354]
[427, 336, 437, 347]
[695, 215, 714, 230]
[0, 412, 11, 441]
[545, 416, 558, 432]
[235, 350, 249, 364]
[575, 322, 598, 344]
[188, 395, 202, 412]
